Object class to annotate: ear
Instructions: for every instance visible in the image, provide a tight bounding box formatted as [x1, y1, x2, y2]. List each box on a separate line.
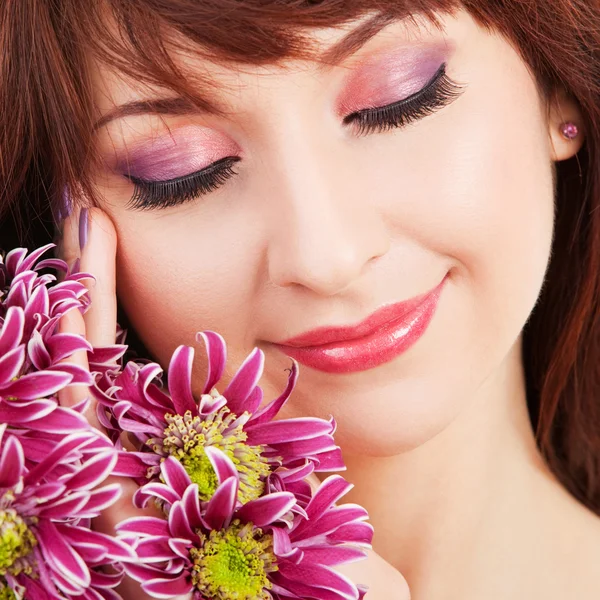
[548, 88, 585, 161]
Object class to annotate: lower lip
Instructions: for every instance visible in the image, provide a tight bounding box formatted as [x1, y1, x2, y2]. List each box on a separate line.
[275, 277, 447, 374]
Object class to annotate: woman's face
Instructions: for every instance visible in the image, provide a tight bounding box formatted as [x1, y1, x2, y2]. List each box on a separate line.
[91, 9, 558, 457]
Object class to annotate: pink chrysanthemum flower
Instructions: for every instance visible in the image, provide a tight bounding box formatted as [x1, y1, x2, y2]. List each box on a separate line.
[0, 424, 135, 600]
[0, 245, 96, 402]
[0, 245, 91, 338]
[97, 332, 344, 504]
[0, 246, 104, 460]
[118, 449, 370, 600]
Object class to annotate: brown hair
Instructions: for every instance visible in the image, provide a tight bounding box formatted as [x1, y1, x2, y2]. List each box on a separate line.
[1, 0, 600, 511]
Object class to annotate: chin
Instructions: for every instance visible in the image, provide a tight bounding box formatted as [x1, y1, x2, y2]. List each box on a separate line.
[294, 380, 471, 459]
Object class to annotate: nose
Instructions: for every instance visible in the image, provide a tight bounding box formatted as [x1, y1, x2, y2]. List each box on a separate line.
[265, 135, 390, 296]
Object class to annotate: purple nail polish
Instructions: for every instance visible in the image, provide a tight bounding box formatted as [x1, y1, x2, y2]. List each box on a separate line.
[54, 186, 72, 224]
[62, 186, 73, 219]
[79, 208, 88, 250]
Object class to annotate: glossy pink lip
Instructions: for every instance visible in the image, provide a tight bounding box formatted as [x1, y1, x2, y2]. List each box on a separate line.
[274, 275, 448, 374]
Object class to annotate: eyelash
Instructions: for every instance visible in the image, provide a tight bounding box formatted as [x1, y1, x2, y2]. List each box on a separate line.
[127, 62, 464, 211]
[127, 156, 241, 211]
[343, 63, 464, 135]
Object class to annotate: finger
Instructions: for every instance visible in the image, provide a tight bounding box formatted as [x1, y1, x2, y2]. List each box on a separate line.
[58, 204, 164, 599]
[335, 549, 411, 600]
[56, 307, 103, 430]
[60, 204, 83, 273]
[78, 207, 118, 348]
[303, 474, 411, 600]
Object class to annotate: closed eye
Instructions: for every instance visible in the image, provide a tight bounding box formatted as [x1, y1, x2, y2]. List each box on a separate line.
[125, 156, 241, 211]
[343, 63, 465, 135]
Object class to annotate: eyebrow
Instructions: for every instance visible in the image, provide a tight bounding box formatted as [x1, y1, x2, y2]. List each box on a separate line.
[93, 96, 207, 131]
[94, 12, 418, 130]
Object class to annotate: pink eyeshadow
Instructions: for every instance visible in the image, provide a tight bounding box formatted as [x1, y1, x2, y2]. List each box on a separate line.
[115, 125, 239, 181]
[338, 43, 453, 115]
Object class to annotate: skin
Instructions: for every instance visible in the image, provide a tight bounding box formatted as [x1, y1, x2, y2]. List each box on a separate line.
[57, 8, 600, 600]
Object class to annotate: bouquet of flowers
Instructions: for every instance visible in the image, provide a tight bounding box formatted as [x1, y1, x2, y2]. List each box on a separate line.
[0, 244, 372, 600]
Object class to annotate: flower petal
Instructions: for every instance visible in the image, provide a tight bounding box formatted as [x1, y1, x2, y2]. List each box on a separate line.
[0, 399, 56, 423]
[36, 519, 91, 590]
[243, 385, 263, 415]
[114, 451, 159, 479]
[88, 344, 128, 366]
[236, 492, 296, 527]
[167, 346, 197, 415]
[197, 331, 227, 394]
[136, 538, 178, 562]
[0, 306, 24, 355]
[181, 483, 203, 530]
[46, 332, 93, 362]
[311, 447, 345, 472]
[292, 506, 369, 543]
[299, 545, 368, 566]
[0, 434, 24, 488]
[27, 330, 50, 371]
[325, 521, 374, 546]
[203, 476, 237, 531]
[276, 562, 360, 600]
[0, 345, 25, 385]
[80, 483, 122, 515]
[204, 445, 236, 485]
[116, 517, 171, 538]
[142, 574, 192, 599]
[57, 524, 137, 562]
[270, 526, 295, 558]
[19, 406, 90, 433]
[36, 491, 89, 519]
[48, 363, 94, 386]
[246, 417, 333, 445]
[168, 501, 195, 541]
[134, 483, 181, 509]
[23, 284, 50, 329]
[19, 243, 54, 272]
[62, 451, 118, 490]
[305, 475, 354, 520]
[160, 457, 191, 498]
[1, 370, 73, 400]
[223, 346, 264, 415]
[249, 360, 298, 425]
[24, 431, 98, 486]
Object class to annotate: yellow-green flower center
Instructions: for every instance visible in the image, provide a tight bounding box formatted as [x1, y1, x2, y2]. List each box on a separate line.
[156, 405, 271, 503]
[0, 509, 36, 577]
[190, 520, 277, 600]
[0, 581, 17, 600]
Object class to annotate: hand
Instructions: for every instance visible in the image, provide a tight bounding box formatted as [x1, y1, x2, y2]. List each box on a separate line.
[305, 475, 411, 599]
[57, 205, 190, 600]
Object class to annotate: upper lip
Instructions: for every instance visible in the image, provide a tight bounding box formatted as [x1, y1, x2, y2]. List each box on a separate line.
[277, 280, 444, 348]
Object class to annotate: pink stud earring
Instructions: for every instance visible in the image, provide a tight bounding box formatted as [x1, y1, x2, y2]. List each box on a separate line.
[559, 121, 579, 140]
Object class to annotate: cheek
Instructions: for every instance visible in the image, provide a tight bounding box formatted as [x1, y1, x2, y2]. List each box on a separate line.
[308, 59, 555, 455]
[113, 206, 265, 375]
[377, 63, 554, 349]
[431, 84, 554, 342]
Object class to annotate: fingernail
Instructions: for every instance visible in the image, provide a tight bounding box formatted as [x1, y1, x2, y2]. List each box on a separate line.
[62, 186, 73, 220]
[54, 186, 72, 225]
[79, 208, 88, 250]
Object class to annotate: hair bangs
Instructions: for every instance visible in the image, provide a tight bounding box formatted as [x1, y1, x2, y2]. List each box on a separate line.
[73, 0, 460, 113]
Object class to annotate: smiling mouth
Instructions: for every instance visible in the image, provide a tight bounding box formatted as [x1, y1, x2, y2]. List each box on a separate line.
[273, 275, 448, 374]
